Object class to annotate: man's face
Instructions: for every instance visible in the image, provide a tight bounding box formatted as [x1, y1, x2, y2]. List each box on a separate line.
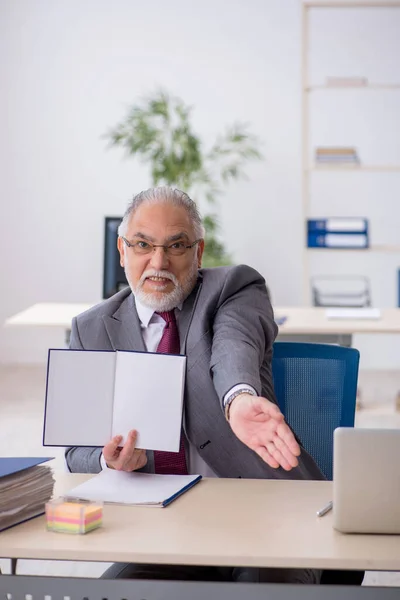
[118, 202, 205, 311]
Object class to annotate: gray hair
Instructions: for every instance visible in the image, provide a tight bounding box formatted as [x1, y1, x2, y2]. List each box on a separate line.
[118, 186, 205, 239]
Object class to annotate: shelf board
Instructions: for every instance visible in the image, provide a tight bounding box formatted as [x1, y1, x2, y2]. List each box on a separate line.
[307, 245, 400, 252]
[304, 1, 400, 8]
[306, 84, 400, 91]
[309, 165, 400, 172]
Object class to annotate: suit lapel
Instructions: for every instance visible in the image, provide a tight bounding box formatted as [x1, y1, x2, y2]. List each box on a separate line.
[102, 293, 146, 352]
[177, 275, 202, 354]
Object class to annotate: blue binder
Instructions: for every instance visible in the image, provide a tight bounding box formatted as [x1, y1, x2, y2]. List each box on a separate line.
[307, 218, 369, 249]
[307, 218, 368, 234]
[308, 232, 369, 249]
[0, 457, 52, 479]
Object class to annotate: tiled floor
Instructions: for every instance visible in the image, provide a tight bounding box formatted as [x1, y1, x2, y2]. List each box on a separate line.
[0, 364, 399, 585]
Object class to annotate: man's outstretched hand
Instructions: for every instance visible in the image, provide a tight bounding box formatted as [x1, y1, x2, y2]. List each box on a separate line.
[228, 394, 300, 471]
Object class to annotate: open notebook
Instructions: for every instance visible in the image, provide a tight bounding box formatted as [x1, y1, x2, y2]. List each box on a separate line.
[43, 349, 186, 451]
[64, 470, 202, 507]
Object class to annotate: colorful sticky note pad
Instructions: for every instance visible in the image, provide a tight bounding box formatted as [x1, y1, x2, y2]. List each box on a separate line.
[46, 500, 103, 534]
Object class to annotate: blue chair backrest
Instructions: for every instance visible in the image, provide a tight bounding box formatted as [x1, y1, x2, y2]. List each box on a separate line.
[272, 342, 359, 480]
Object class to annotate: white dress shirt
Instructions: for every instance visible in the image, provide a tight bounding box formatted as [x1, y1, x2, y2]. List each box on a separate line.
[101, 297, 256, 477]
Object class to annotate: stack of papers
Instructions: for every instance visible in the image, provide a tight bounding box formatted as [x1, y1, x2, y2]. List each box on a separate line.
[65, 470, 202, 507]
[0, 458, 55, 532]
[325, 308, 381, 320]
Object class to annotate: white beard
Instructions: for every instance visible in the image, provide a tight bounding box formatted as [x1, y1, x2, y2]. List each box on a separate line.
[127, 260, 199, 312]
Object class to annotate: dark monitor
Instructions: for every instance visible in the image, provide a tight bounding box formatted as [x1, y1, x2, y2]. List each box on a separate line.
[103, 217, 129, 299]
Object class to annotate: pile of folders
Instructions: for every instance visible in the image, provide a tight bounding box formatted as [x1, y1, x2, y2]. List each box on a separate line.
[315, 146, 359, 166]
[0, 457, 54, 532]
[307, 218, 369, 249]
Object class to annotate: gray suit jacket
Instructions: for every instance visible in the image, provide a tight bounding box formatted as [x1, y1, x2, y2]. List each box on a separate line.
[65, 264, 324, 481]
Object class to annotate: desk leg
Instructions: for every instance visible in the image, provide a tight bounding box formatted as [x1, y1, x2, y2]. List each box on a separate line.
[11, 558, 17, 575]
[337, 334, 352, 348]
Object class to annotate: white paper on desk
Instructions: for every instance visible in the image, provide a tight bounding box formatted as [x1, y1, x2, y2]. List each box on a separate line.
[325, 308, 381, 320]
[65, 470, 201, 507]
[43, 349, 186, 451]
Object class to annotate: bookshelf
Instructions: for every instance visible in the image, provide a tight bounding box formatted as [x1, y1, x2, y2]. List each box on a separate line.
[310, 245, 400, 253]
[307, 84, 400, 91]
[309, 166, 400, 172]
[302, 0, 400, 304]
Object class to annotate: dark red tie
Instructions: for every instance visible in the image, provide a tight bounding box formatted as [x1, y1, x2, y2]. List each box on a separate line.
[153, 311, 188, 475]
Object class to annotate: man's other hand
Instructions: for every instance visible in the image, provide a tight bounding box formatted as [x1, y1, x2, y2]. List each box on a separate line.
[228, 394, 300, 471]
[103, 429, 147, 471]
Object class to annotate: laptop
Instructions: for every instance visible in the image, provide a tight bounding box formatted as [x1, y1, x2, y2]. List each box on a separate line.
[333, 427, 400, 534]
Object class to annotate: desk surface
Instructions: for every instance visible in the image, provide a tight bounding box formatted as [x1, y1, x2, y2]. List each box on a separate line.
[4, 303, 93, 327]
[1, 475, 399, 571]
[276, 307, 400, 335]
[5, 302, 400, 334]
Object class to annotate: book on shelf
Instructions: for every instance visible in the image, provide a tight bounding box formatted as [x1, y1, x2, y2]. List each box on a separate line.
[308, 232, 368, 249]
[325, 76, 368, 88]
[316, 147, 357, 155]
[307, 217, 369, 249]
[316, 155, 359, 162]
[0, 457, 55, 532]
[311, 275, 371, 309]
[308, 218, 368, 234]
[315, 147, 359, 165]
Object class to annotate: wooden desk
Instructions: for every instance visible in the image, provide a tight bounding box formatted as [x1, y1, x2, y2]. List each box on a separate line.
[275, 307, 400, 346]
[5, 303, 400, 347]
[276, 307, 400, 336]
[1, 475, 399, 571]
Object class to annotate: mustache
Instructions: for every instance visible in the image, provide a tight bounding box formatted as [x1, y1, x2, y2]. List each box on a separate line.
[139, 270, 179, 287]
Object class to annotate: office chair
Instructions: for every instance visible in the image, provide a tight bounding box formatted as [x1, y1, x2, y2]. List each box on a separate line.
[272, 342, 363, 586]
[272, 342, 359, 481]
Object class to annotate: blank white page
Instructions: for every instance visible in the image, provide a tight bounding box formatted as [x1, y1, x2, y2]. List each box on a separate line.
[112, 351, 186, 451]
[44, 350, 115, 446]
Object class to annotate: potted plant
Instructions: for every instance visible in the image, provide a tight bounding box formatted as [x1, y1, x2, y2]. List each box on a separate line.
[105, 89, 262, 267]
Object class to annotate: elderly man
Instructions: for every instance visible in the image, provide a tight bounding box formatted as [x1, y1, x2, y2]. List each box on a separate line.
[65, 186, 323, 584]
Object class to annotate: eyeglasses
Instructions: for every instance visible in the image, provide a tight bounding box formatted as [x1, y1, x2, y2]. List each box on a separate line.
[121, 237, 202, 257]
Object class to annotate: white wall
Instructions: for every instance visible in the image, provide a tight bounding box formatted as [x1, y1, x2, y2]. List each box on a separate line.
[0, 0, 399, 369]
